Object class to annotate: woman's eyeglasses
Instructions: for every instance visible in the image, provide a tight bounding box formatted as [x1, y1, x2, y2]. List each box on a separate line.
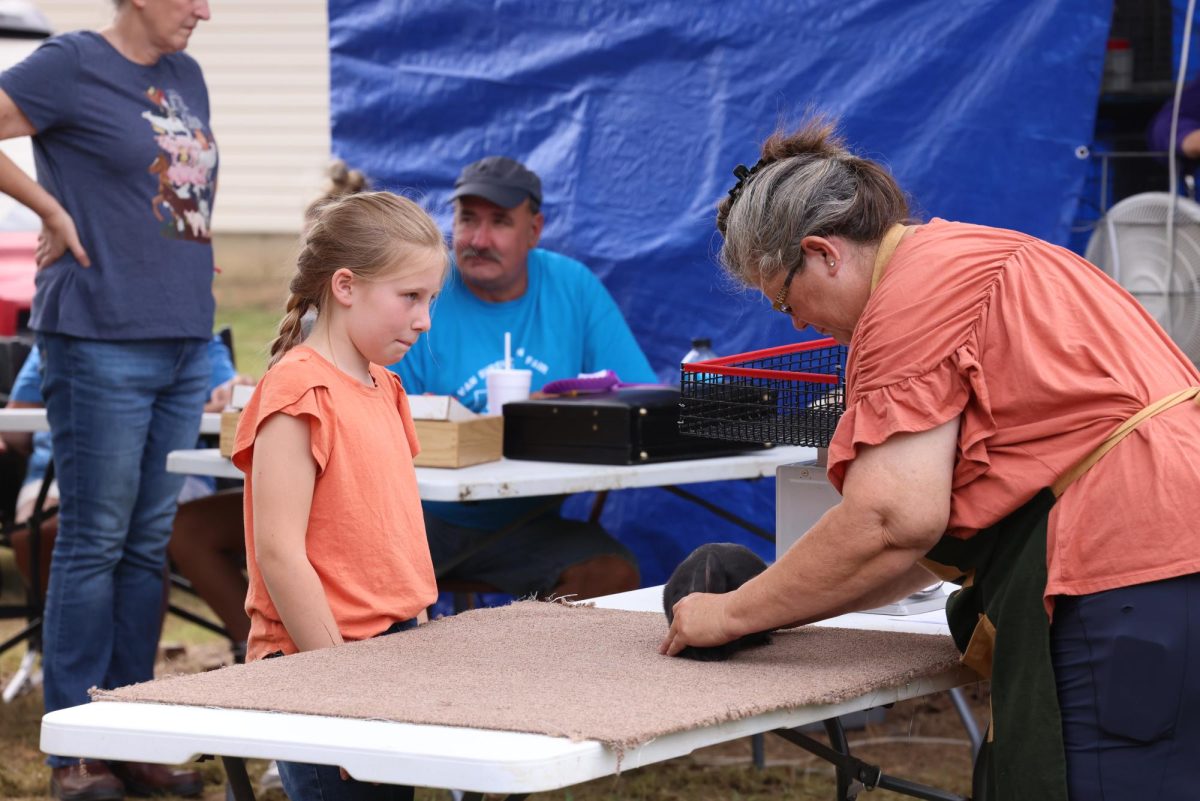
[771, 263, 801, 314]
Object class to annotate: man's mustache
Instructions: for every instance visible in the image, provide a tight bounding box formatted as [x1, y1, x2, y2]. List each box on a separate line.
[459, 246, 501, 263]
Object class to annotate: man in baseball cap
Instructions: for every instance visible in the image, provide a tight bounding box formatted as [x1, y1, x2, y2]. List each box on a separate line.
[447, 156, 545, 301]
[390, 155, 656, 602]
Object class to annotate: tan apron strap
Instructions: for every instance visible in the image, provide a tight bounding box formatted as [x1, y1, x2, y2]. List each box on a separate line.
[1051, 386, 1200, 497]
[869, 223, 909, 293]
[962, 612, 996, 678]
[918, 556, 969, 583]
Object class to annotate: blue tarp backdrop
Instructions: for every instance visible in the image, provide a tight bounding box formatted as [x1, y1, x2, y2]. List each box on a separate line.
[329, 0, 1112, 586]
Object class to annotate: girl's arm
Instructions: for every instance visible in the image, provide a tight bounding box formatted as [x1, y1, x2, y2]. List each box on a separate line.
[251, 411, 344, 652]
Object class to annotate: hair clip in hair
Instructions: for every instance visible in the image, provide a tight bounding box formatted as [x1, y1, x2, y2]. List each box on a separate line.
[726, 157, 770, 207]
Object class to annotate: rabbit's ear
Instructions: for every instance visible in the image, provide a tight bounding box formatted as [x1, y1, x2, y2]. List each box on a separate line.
[703, 552, 727, 594]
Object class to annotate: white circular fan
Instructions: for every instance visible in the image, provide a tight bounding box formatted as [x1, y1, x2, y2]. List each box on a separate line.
[1085, 192, 1200, 294]
[1135, 290, 1200, 364]
[1085, 192, 1200, 360]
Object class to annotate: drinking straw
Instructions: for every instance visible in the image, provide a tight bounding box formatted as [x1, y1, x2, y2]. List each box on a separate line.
[504, 331, 512, 370]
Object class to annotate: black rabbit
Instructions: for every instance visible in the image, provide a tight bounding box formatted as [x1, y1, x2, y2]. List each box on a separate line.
[663, 542, 772, 661]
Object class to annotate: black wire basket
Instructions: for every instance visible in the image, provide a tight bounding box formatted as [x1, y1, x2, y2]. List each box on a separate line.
[678, 337, 847, 448]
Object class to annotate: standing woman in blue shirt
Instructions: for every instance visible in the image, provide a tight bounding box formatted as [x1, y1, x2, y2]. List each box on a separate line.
[0, 3, 216, 799]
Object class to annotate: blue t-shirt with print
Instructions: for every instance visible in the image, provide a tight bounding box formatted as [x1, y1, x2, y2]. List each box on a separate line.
[11, 335, 235, 489]
[391, 248, 655, 530]
[0, 31, 218, 340]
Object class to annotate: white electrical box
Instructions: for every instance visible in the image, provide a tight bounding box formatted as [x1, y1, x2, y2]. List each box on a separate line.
[775, 458, 947, 616]
[775, 459, 842, 558]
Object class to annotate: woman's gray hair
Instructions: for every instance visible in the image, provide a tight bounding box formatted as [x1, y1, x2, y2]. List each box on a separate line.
[716, 116, 910, 287]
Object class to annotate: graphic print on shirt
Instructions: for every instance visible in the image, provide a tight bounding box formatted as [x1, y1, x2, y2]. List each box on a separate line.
[142, 86, 216, 243]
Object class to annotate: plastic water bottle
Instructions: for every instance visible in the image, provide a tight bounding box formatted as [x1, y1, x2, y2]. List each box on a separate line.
[682, 337, 718, 365]
[678, 337, 719, 392]
[662, 338, 719, 387]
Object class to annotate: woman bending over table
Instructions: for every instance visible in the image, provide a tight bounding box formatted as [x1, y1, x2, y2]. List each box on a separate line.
[661, 116, 1200, 800]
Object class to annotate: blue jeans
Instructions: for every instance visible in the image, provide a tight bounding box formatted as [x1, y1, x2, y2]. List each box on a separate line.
[38, 334, 209, 767]
[1052, 572, 1200, 798]
[277, 762, 414, 801]
[276, 620, 417, 801]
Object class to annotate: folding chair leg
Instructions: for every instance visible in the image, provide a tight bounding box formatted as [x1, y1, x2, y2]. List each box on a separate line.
[2, 647, 41, 703]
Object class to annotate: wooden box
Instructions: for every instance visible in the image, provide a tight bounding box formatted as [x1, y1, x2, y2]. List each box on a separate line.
[218, 410, 241, 458]
[217, 385, 255, 459]
[413, 416, 503, 468]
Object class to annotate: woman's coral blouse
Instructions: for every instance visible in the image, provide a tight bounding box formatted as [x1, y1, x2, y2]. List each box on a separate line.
[827, 220, 1200, 608]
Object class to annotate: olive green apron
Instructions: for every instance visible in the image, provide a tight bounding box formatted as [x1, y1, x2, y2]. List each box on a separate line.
[869, 224, 1200, 800]
[925, 489, 1063, 800]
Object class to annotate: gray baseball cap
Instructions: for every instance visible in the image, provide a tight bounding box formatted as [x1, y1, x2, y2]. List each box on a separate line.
[451, 156, 542, 209]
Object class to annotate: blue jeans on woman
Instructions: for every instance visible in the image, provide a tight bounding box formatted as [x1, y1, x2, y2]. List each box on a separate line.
[275, 620, 418, 801]
[38, 334, 209, 768]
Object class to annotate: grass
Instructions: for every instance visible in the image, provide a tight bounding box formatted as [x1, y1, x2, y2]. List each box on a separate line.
[1, 296, 988, 800]
[214, 304, 281, 380]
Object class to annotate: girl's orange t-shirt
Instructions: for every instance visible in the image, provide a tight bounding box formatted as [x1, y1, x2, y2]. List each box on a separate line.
[827, 219, 1200, 611]
[232, 346, 437, 661]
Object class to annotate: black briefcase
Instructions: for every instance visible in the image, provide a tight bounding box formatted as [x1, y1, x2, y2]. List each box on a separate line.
[502, 387, 770, 465]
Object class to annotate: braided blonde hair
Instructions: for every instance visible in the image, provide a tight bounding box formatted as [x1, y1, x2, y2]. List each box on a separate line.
[716, 115, 911, 288]
[268, 191, 448, 367]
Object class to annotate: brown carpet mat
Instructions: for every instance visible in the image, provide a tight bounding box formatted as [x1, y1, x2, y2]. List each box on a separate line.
[94, 601, 962, 751]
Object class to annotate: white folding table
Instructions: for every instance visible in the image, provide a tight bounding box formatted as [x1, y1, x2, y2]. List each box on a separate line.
[167, 445, 815, 499]
[41, 585, 976, 801]
[0, 408, 224, 435]
[167, 445, 816, 548]
[156, 445, 979, 799]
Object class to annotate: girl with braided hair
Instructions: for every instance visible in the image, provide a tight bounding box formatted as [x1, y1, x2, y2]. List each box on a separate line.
[231, 191, 447, 801]
[664, 116, 1200, 800]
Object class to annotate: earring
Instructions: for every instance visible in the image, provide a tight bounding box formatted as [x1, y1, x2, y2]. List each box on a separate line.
[827, 260, 836, 268]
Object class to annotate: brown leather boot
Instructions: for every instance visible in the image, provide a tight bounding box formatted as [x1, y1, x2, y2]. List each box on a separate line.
[50, 760, 124, 801]
[107, 762, 203, 798]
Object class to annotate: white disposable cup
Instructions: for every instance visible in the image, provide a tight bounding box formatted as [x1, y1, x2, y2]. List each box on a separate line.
[485, 368, 532, 415]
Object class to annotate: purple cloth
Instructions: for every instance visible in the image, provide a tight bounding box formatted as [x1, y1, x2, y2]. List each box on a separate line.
[1148, 80, 1200, 156]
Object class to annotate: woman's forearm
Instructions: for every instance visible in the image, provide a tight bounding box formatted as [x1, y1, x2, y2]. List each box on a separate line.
[257, 548, 344, 652]
[848, 561, 942, 612]
[724, 502, 933, 635]
[786, 560, 939, 626]
[0, 149, 63, 220]
[723, 420, 958, 636]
